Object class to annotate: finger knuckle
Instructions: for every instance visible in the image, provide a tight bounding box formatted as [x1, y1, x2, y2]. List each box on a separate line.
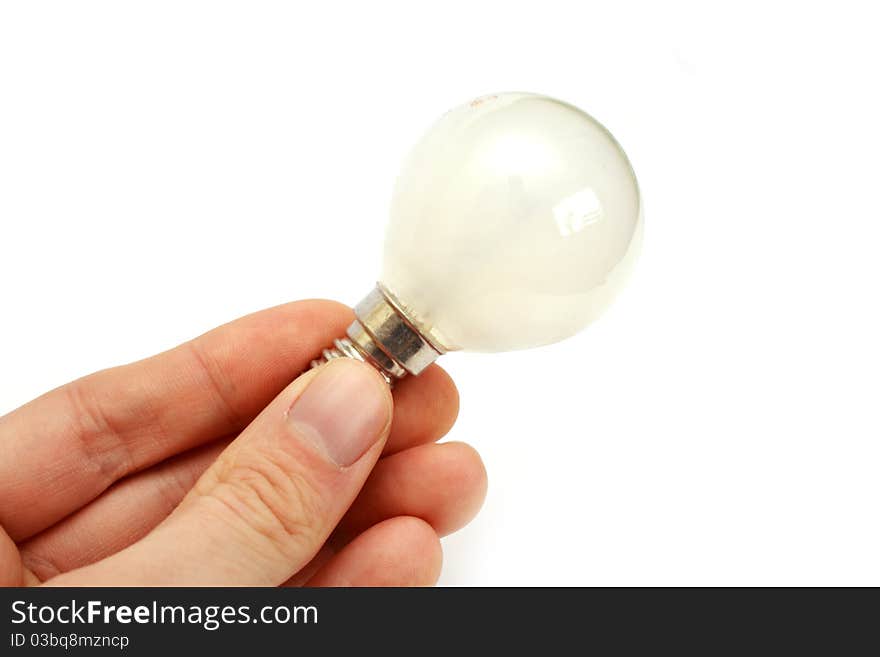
[208, 447, 324, 559]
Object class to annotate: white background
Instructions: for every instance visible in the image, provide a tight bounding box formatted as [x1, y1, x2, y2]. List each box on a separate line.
[1, 2, 878, 585]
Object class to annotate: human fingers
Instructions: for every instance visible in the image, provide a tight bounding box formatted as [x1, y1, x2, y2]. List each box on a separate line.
[0, 300, 351, 541]
[19, 440, 229, 581]
[22, 438, 485, 579]
[306, 517, 442, 587]
[385, 364, 459, 455]
[336, 441, 487, 540]
[46, 359, 391, 586]
[1, 301, 459, 542]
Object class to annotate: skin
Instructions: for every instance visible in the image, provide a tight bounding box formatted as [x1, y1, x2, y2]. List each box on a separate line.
[0, 300, 487, 586]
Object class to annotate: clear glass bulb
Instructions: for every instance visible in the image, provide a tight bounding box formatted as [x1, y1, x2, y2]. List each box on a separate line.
[380, 92, 643, 353]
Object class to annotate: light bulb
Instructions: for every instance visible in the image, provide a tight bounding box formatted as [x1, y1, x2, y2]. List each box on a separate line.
[314, 92, 642, 382]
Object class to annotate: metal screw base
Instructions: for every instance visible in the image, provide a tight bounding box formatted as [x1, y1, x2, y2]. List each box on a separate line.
[310, 337, 396, 385]
[311, 284, 445, 385]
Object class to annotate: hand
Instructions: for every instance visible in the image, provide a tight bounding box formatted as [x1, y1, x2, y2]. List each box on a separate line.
[0, 301, 486, 586]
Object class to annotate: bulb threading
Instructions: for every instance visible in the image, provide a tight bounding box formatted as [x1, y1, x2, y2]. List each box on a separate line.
[310, 285, 443, 386]
[310, 337, 395, 386]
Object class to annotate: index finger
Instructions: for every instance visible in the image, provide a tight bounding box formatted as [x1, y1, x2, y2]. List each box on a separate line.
[1, 299, 460, 543]
[0, 299, 349, 541]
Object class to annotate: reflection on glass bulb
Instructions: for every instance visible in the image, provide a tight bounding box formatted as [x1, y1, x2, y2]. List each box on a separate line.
[380, 92, 642, 353]
[553, 188, 604, 238]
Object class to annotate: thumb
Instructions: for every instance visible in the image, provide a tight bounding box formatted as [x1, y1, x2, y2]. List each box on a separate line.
[49, 358, 392, 586]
